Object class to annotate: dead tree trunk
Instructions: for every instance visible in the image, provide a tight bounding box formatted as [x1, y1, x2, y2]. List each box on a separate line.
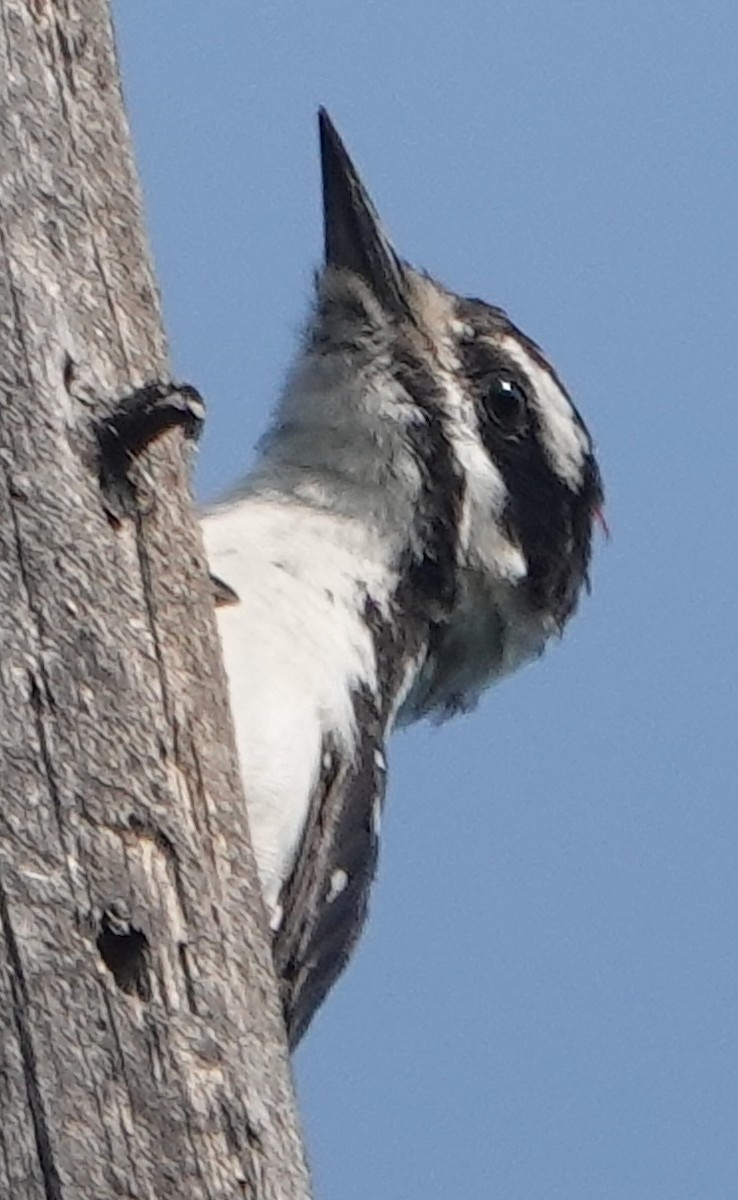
[0, 2, 311, 1197]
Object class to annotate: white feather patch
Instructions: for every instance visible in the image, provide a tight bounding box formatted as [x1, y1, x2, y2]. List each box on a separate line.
[202, 497, 395, 917]
[326, 869, 349, 903]
[438, 371, 528, 583]
[500, 336, 589, 489]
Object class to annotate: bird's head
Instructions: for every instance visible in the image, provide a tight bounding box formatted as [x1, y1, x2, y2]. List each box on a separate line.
[313, 109, 603, 635]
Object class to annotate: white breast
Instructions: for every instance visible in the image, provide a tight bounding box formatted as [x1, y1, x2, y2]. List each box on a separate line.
[201, 496, 395, 916]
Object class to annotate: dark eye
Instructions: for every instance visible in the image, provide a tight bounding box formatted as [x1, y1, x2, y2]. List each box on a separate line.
[486, 378, 529, 435]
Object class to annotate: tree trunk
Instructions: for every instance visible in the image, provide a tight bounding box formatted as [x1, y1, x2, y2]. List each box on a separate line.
[0, 3, 311, 1197]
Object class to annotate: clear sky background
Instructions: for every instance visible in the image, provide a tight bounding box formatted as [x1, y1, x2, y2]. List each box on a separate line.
[113, 4, 737, 1197]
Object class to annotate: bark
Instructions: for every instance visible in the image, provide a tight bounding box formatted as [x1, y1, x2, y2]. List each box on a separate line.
[0, 2, 311, 1198]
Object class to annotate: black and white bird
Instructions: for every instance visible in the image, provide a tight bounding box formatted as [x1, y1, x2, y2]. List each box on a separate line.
[202, 110, 603, 1048]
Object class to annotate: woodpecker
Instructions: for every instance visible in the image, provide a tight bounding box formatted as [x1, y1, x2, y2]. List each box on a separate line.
[202, 110, 603, 1048]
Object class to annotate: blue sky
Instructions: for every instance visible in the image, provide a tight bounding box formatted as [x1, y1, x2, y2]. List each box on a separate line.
[113, 3, 738, 1196]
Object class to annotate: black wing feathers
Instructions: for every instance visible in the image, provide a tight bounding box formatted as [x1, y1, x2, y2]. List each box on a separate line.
[274, 685, 386, 1048]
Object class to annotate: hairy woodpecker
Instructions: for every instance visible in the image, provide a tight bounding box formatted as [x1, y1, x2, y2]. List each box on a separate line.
[202, 110, 603, 1048]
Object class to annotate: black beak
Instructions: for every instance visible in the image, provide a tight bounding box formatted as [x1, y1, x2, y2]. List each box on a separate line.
[319, 108, 412, 321]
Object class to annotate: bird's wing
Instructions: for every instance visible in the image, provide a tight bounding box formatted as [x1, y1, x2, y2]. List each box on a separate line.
[272, 685, 387, 1049]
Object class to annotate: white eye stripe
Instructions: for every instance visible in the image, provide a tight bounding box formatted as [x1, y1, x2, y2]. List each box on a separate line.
[499, 336, 589, 489]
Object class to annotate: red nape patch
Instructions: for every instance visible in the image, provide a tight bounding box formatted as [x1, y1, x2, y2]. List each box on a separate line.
[593, 505, 611, 540]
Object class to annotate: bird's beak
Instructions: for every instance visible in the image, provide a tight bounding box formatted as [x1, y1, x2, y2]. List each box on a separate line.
[319, 108, 412, 322]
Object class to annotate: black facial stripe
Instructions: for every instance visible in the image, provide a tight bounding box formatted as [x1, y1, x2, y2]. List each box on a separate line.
[453, 297, 602, 623]
[392, 339, 465, 623]
[499, 446, 600, 623]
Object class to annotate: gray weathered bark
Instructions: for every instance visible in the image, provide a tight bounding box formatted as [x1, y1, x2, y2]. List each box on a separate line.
[0, 2, 311, 1197]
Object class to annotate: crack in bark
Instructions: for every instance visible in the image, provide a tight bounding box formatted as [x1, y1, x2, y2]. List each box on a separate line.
[54, 18, 76, 96]
[0, 464, 76, 888]
[177, 942, 198, 1014]
[28, 671, 65, 839]
[133, 526, 174, 727]
[0, 873, 65, 1200]
[0, 220, 35, 391]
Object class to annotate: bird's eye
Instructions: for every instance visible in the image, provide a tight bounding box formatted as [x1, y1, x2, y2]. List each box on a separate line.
[486, 377, 529, 435]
